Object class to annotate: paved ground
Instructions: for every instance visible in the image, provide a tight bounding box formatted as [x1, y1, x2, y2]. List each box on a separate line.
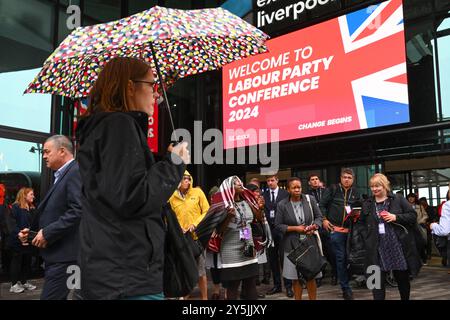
[200, 263, 450, 301]
[1, 256, 449, 300]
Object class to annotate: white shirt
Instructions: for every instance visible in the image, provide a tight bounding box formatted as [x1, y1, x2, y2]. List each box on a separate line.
[54, 159, 74, 184]
[432, 200, 450, 239]
[269, 187, 279, 202]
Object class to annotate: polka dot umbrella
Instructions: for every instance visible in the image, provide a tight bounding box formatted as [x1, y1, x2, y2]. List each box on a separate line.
[24, 6, 269, 135]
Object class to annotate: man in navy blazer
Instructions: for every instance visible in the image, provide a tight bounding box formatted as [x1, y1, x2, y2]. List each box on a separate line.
[19, 135, 82, 300]
[262, 175, 293, 297]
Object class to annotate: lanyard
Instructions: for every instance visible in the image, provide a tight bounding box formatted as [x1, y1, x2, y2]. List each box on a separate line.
[374, 199, 390, 225]
[375, 199, 388, 217]
[235, 202, 247, 228]
[291, 201, 304, 225]
[340, 185, 353, 225]
[340, 185, 353, 206]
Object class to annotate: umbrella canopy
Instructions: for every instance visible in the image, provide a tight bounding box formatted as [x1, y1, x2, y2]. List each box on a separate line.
[24, 6, 269, 98]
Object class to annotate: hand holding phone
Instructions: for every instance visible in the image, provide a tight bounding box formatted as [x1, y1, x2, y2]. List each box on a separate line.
[380, 210, 389, 217]
[27, 230, 38, 242]
[380, 210, 394, 222]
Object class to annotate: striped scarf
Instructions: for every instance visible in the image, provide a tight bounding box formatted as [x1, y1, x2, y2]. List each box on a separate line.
[211, 176, 258, 211]
[196, 176, 259, 247]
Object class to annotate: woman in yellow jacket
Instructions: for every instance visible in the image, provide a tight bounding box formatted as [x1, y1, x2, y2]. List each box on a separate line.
[169, 171, 210, 299]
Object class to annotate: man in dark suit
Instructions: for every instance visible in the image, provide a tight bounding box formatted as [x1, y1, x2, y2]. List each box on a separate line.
[19, 135, 82, 300]
[263, 175, 293, 297]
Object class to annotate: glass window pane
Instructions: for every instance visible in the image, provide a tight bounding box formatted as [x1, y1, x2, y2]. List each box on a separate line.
[83, 0, 121, 25]
[389, 173, 408, 197]
[0, 138, 43, 172]
[432, 186, 438, 198]
[204, 0, 224, 8]
[418, 187, 429, 200]
[0, 137, 42, 204]
[58, 0, 81, 45]
[293, 169, 327, 190]
[440, 186, 449, 200]
[0, 68, 51, 132]
[405, 17, 437, 124]
[0, 0, 54, 72]
[128, 0, 158, 15]
[164, 0, 192, 9]
[437, 28, 450, 118]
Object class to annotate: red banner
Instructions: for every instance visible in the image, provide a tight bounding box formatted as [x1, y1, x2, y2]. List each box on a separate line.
[73, 99, 159, 153]
[147, 100, 158, 153]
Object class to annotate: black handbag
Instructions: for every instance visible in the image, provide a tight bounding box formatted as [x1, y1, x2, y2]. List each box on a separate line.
[287, 235, 327, 281]
[433, 234, 448, 250]
[287, 194, 327, 281]
[250, 221, 265, 252]
[163, 205, 199, 298]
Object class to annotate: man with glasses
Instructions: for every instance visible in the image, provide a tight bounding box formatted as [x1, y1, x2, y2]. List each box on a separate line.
[320, 168, 361, 300]
[169, 171, 210, 299]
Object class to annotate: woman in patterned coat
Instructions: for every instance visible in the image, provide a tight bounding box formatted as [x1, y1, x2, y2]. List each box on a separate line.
[359, 173, 421, 300]
[211, 176, 264, 300]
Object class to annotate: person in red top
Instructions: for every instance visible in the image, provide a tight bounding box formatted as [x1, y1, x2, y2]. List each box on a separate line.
[0, 184, 5, 205]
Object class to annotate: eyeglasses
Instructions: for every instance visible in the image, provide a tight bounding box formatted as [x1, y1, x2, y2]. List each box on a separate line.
[132, 80, 158, 93]
[183, 176, 192, 181]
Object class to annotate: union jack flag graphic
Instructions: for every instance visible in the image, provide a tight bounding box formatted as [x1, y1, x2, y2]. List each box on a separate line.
[339, 0, 409, 129]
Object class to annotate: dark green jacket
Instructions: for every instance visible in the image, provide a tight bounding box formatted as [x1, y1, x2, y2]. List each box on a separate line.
[319, 184, 361, 228]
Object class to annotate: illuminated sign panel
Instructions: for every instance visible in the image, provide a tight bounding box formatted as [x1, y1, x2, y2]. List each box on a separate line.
[223, 0, 409, 148]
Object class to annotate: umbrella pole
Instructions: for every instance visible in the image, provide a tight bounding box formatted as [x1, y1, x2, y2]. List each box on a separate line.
[149, 41, 178, 142]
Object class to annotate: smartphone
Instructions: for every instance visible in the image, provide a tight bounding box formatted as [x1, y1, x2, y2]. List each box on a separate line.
[27, 230, 38, 242]
[380, 210, 389, 217]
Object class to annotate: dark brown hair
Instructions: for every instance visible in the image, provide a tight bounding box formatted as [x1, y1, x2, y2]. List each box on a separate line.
[308, 173, 320, 181]
[341, 168, 354, 177]
[86, 57, 150, 115]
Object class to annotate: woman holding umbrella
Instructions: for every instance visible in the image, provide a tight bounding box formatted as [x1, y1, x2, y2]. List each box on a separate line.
[76, 57, 189, 300]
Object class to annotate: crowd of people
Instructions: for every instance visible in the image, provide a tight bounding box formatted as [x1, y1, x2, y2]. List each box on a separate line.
[0, 57, 449, 300]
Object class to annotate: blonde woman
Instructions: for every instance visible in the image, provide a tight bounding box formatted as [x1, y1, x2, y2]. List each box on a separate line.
[8, 187, 37, 293]
[359, 173, 421, 300]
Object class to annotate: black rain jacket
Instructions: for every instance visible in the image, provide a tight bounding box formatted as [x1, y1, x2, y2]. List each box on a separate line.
[76, 111, 185, 299]
[359, 194, 422, 277]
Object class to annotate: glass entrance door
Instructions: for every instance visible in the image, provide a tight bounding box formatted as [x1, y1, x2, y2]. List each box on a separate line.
[388, 169, 450, 207]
